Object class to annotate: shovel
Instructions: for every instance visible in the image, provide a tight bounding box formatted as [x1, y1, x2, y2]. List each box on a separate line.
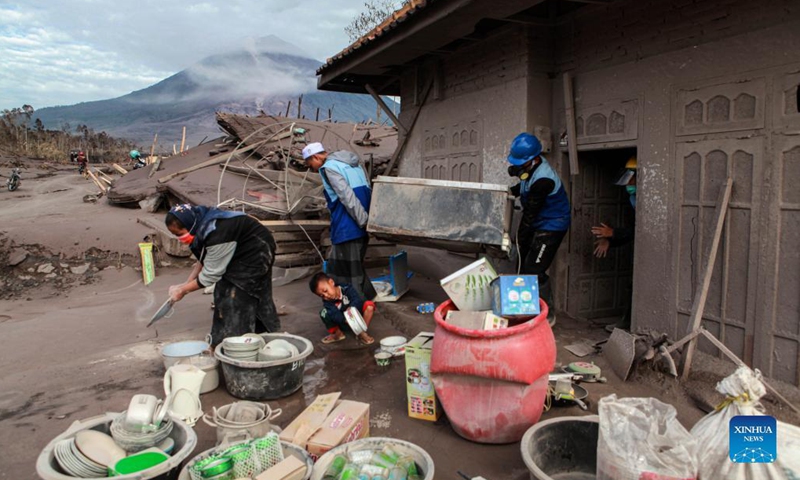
[147, 298, 175, 327]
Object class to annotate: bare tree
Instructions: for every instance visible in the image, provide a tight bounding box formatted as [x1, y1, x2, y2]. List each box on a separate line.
[345, 1, 405, 42]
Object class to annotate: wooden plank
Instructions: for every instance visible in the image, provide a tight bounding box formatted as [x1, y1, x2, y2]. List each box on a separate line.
[663, 328, 704, 355]
[158, 143, 258, 184]
[260, 219, 329, 228]
[273, 232, 310, 242]
[276, 242, 318, 255]
[112, 163, 128, 175]
[180, 126, 186, 152]
[563, 72, 580, 176]
[274, 252, 321, 268]
[680, 178, 733, 379]
[147, 156, 162, 179]
[86, 169, 107, 193]
[365, 84, 406, 133]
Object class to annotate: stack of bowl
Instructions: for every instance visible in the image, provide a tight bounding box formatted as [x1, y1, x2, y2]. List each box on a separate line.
[110, 412, 174, 453]
[223, 335, 265, 361]
[257, 339, 299, 362]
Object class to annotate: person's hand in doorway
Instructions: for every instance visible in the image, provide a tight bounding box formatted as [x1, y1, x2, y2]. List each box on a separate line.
[593, 238, 610, 258]
[591, 223, 614, 239]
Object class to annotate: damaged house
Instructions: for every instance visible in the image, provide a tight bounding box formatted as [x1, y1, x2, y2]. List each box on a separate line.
[316, 0, 800, 386]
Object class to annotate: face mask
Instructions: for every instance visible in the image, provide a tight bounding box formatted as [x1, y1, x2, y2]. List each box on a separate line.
[178, 232, 195, 245]
[626, 185, 637, 195]
[508, 164, 530, 181]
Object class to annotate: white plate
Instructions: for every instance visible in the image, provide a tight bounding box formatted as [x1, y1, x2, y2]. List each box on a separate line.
[70, 440, 106, 473]
[74, 430, 126, 467]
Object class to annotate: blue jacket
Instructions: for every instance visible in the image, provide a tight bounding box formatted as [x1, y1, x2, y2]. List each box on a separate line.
[519, 157, 571, 232]
[319, 151, 372, 245]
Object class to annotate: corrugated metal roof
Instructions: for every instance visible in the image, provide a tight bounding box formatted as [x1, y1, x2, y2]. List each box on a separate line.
[316, 0, 433, 75]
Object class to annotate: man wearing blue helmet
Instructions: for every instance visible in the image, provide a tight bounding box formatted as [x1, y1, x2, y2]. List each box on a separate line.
[507, 132, 571, 326]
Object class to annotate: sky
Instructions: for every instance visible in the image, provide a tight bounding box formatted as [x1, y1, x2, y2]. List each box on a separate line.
[0, 0, 362, 110]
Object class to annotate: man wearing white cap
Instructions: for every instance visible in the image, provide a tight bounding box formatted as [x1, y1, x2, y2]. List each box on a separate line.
[302, 142, 377, 301]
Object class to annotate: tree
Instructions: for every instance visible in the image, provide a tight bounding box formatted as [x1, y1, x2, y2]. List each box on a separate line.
[345, 0, 405, 42]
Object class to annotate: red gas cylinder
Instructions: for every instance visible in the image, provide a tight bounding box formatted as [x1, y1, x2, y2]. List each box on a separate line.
[431, 299, 555, 444]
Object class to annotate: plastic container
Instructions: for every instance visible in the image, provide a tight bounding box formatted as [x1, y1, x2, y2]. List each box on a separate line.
[37, 412, 197, 480]
[160, 341, 210, 370]
[520, 416, 599, 480]
[215, 333, 313, 400]
[111, 450, 169, 476]
[310, 438, 434, 480]
[431, 299, 554, 444]
[177, 441, 313, 480]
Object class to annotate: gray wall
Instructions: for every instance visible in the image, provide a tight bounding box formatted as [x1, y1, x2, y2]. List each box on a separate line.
[550, 0, 800, 385]
[396, 25, 533, 187]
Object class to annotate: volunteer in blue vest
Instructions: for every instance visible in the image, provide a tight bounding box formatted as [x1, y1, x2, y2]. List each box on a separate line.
[302, 142, 377, 300]
[507, 132, 571, 327]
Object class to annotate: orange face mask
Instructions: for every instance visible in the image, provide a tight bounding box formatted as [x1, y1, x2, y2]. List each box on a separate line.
[178, 232, 195, 245]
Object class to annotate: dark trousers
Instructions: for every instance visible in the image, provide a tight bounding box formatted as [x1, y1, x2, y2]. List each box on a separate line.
[210, 276, 280, 346]
[328, 237, 377, 300]
[521, 229, 567, 314]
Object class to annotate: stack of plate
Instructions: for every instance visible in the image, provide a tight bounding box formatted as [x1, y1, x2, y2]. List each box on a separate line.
[223, 335, 264, 361]
[54, 431, 126, 477]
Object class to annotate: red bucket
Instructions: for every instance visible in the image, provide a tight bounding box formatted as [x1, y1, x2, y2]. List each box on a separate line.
[431, 299, 555, 443]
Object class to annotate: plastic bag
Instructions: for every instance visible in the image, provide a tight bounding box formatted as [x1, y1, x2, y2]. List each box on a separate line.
[691, 367, 800, 480]
[597, 394, 698, 480]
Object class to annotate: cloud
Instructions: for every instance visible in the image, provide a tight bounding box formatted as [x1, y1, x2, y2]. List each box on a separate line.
[0, 0, 361, 109]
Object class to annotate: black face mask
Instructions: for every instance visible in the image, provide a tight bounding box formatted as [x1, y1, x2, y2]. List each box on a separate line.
[508, 164, 531, 180]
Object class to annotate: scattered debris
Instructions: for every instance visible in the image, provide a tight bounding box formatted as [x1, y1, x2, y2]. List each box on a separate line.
[7, 248, 28, 266]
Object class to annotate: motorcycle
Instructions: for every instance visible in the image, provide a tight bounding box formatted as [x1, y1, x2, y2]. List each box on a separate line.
[132, 158, 147, 170]
[7, 168, 20, 191]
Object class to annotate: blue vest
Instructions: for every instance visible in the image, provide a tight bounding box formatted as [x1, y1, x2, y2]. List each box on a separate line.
[320, 159, 371, 245]
[520, 157, 571, 232]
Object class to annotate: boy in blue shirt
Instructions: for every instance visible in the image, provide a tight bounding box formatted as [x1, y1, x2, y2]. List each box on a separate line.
[309, 272, 375, 345]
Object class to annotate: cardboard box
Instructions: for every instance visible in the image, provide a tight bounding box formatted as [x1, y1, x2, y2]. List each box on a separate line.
[405, 332, 441, 421]
[280, 394, 369, 460]
[255, 455, 306, 480]
[439, 257, 498, 311]
[445, 310, 509, 331]
[491, 275, 540, 317]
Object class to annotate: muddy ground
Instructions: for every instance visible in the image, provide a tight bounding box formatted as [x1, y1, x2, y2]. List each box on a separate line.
[1, 157, 798, 479]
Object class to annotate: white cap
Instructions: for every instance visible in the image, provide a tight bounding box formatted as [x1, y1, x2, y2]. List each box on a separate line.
[302, 142, 325, 160]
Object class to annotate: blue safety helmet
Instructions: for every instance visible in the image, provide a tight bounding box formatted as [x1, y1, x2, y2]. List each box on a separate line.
[130, 150, 140, 159]
[507, 133, 542, 166]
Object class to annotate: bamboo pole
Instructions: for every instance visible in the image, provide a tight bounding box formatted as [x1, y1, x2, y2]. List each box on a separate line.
[180, 126, 186, 152]
[149, 133, 158, 158]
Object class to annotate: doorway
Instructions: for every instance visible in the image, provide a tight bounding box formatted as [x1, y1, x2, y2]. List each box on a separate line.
[566, 148, 636, 322]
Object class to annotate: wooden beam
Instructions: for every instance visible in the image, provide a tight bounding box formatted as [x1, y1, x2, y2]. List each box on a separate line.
[180, 126, 186, 152]
[680, 178, 733, 379]
[111, 163, 128, 175]
[365, 83, 406, 133]
[563, 72, 580, 176]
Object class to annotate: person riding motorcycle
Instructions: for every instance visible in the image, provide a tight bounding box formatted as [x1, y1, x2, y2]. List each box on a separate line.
[77, 151, 88, 176]
[7, 167, 21, 191]
[130, 150, 146, 170]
